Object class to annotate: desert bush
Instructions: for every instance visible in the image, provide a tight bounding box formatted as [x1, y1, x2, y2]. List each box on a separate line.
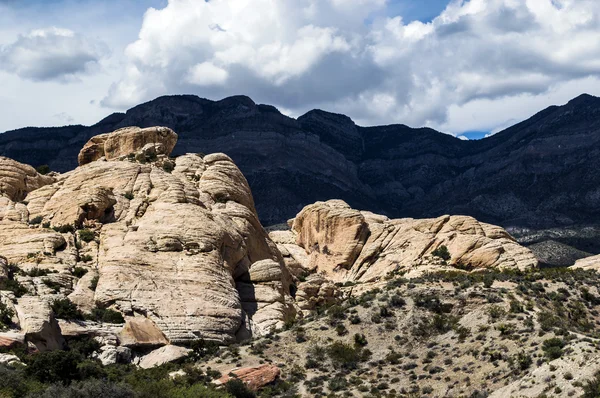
[326, 342, 370, 370]
[32, 379, 134, 398]
[390, 294, 406, 307]
[335, 324, 348, 336]
[78, 229, 95, 243]
[25, 268, 56, 277]
[432, 245, 451, 261]
[327, 375, 348, 392]
[42, 279, 62, 293]
[224, 378, 256, 398]
[188, 338, 219, 362]
[25, 350, 82, 383]
[72, 267, 88, 278]
[53, 224, 75, 234]
[582, 370, 600, 398]
[86, 307, 125, 324]
[487, 305, 506, 321]
[542, 338, 565, 360]
[414, 293, 452, 314]
[36, 165, 50, 175]
[51, 298, 84, 320]
[29, 216, 43, 225]
[353, 333, 368, 347]
[89, 276, 99, 291]
[0, 301, 14, 330]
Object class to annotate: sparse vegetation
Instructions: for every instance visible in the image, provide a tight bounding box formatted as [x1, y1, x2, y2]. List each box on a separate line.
[35, 165, 50, 175]
[432, 245, 451, 261]
[86, 307, 125, 324]
[78, 229, 95, 243]
[89, 275, 99, 291]
[51, 298, 84, 320]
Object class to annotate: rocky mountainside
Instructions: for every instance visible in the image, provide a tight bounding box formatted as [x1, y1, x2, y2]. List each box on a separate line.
[2, 94, 599, 240]
[2, 126, 600, 397]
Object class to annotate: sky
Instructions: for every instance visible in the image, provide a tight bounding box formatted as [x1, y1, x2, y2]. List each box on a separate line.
[1, 0, 600, 138]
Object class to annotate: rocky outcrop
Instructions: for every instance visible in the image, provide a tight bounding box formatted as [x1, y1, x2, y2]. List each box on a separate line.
[295, 274, 341, 312]
[78, 126, 178, 166]
[14, 296, 65, 351]
[282, 200, 538, 282]
[118, 318, 168, 348]
[572, 254, 600, 270]
[215, 364, 280, 390]
[0, 126, 297, 352]
[137, 345, 191, 369]
[0, 157, 55, 202]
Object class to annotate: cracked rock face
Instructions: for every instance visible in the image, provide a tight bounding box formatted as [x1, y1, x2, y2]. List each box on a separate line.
[0, 126, 297, 347]
[78, 126, 178, 166]
[285, 200, 538, 282]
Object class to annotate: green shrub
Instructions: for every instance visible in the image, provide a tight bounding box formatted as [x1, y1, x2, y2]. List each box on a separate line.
[79, 255, 93, 263]
[36, 165, 50, 175]
[53, 224, 75, 234]
[89, 276, 99, 291]
[0, 301, 14, 330]
[73, 267, 89, 278]
[326, 342, 370, 370]
[354, 333, 368, 347]
[67, 335, 102, 358]
[87, 307, 125, 324]
[124, 192, 134, 200]
[25, 350, 82, 383]
[188, 338, 220, 362]
[432, 245, 451, 261]
[42, 279, 62, 293]
[51, 298, 84, 320]
[25, 268, 56, 277]
[162, 162, 175, 173]
[390, 294, 406, 307]
[33, 379, 134, 398]
[582, 371, 600, 398]
[78, 229, 95, 243]
[487, 305, 506, 320]
[327, 375, 348, 392]
[224, 378, 256, 398]
[335, 324, 347, 336]
[29, 216, 43, 225]
[542, 338, 565, 360]
[0, 270, 27, 297]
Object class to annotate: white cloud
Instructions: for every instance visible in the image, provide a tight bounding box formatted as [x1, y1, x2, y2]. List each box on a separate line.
[186, 62, 229, 86]
[0, 27, 107, 82]
[99, 0, 600, 134]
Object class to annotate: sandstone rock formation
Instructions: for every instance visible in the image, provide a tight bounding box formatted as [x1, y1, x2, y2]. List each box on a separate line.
[0, 124, 543, 373]
[273, 200, 538, 282]
[78, 126, 178, 166]
[572, 254, 600, 270]
[0, 125, 297, 357]
[215, 364, 280, 390]
[138, 345, 191, 369]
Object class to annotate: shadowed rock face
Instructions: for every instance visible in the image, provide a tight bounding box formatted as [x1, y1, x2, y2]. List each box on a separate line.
[2, 94, 600, 234]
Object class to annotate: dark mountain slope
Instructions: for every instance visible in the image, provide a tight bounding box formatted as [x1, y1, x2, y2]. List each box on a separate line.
[1, 94, 599, 233]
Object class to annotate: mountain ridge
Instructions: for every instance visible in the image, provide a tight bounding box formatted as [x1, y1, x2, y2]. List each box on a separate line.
[1, 93, 599, 235]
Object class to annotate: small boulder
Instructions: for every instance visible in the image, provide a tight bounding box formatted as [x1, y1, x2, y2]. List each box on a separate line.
[119, 318, 169, 348]
[215, 364, 280, 391]
[138, 345, 191, 369]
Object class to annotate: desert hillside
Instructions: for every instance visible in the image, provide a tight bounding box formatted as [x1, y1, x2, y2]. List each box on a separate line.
[0, 126, 599, 397]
